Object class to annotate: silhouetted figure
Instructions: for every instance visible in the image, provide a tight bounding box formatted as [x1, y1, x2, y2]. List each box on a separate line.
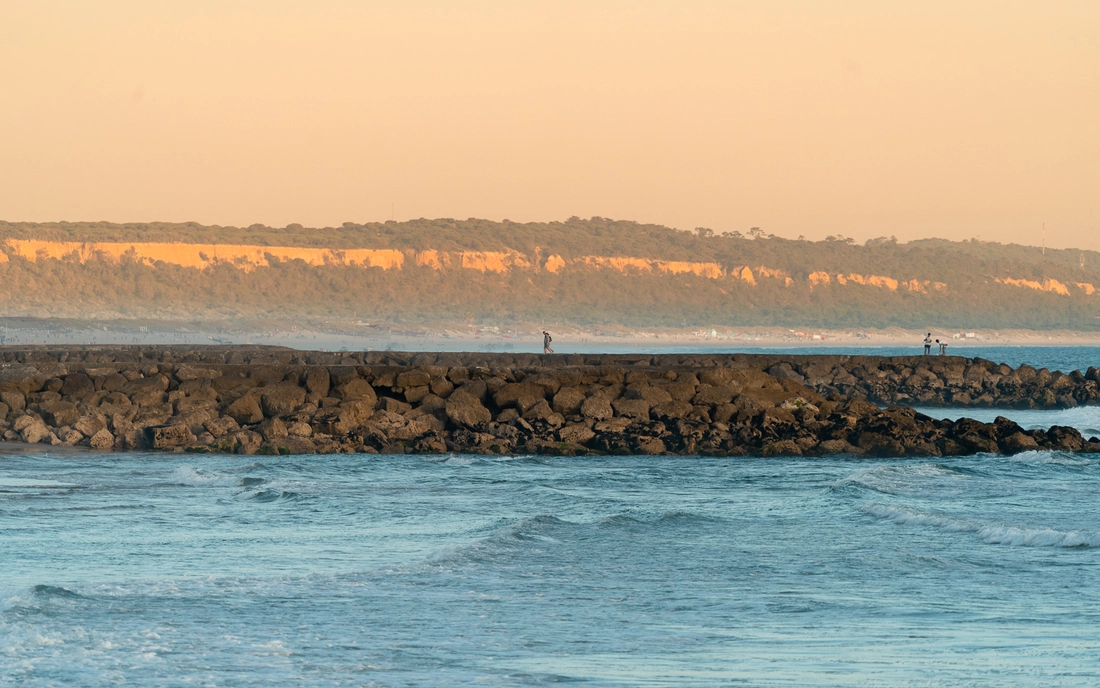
[543, 331, 554, 354]
[924, 333, 932, 355]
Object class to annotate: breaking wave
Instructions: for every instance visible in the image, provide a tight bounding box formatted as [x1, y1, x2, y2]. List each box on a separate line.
[834, 463, 969, 496]
[862, 502, 1100, 548]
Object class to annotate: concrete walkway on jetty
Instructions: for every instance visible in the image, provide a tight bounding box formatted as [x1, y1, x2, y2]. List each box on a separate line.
[1, 346, 1098, 458]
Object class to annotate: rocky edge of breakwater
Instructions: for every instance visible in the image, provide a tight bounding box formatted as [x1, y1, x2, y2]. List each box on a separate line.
[0, 347, 1097, 458]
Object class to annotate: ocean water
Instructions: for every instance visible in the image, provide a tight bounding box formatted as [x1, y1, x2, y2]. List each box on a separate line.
[724, 345, 1100, 373]
[5, 346, 1100, 685]
[551, 345, 1100, 373]
[3, 441, 1100, 686]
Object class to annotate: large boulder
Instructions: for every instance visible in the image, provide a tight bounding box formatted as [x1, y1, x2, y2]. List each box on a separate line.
[43, 401, 79, 428]
[692, 385, 739, 406]
[1000, 432, 1040, 453]
[767, 363, 806, 384]
[101, 373, 128, 392]
[89, 428, 115, 450]
[494, 383, 546, 409]
[305, 368, 331, 399]
[225, 394, 264, 425]
[312, 400, 374, 435]
[74, 415, 107, 437]
[625, 385, 673, 405]
[1, 391, 25, 411]
[145, 424, 195, 449]
[258, 418, 289, 441]
[396, 370, 432, 389]
[558, 424, 595, 445]
[0, 368, 45, 395]
[665, 381, 697, 402]
[20, 419, 52, 444]
[445, 393, 492, 430]
[1046, 425, 1085, 452]
[336, 379, 377, 406]
[612, 398, 650, 419]
[204, 415, 241, 438]
[60, 373, 95, 401]
[327, 366, 359, 388]
[261, 382, 307, 417]
[580, 395, 613, 420]
[522, 399, 564, 427]
[652, 400, 693, 420]
[552, 387, 587, 415]
[120, 375, 170, 406]
[175, 366, 221, 381]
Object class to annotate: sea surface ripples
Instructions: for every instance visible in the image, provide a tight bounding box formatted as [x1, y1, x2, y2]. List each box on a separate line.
[4, 429, 1100, 684]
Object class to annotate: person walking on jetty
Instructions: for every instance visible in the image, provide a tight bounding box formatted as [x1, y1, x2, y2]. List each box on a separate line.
[923, 333, 932, 355]
[542, 330, 554, 354]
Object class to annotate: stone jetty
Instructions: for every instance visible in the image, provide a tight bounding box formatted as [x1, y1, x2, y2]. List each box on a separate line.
[1, 346, 1098, 457]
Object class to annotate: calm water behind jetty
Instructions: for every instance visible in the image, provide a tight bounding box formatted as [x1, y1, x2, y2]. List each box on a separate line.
[572, 344, 1100, 373]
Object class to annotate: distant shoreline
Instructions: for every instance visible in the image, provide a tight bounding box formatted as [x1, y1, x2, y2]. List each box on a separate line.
[4, 318, 1100, 352]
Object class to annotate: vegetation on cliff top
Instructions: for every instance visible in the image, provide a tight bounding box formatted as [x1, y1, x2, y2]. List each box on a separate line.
[2, 218, 1099, 329]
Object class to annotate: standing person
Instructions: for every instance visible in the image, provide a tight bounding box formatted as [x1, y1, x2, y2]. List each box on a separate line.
[923, 333, 932, 355]
[542, 330, 554, 354]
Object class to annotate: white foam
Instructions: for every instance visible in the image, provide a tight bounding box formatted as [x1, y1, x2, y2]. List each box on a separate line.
[1007, 450, 1092, 467]
[976, 524, 1100, 547]
[0, 478, 79, 489]
[912, 405, 1100, 436]
[861, 502, 1100, 548]
[835, 464, 966, 495]
[167, 466, 242, 487]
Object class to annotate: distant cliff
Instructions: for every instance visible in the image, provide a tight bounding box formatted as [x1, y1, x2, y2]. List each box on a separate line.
[2, 218, 1099, 329]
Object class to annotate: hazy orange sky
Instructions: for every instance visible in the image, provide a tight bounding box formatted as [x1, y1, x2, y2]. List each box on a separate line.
[2, 1, 1097, 248]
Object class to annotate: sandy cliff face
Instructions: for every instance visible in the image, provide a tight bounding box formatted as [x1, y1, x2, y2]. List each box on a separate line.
[4, 238, 1096, 297]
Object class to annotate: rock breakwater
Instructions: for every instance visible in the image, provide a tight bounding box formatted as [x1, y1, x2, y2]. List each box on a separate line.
[1, 347, 1097, 457]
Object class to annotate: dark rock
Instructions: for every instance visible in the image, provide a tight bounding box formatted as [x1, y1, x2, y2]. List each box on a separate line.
[120, 375, 169, 406]
[145, 424, 195, 449]
[494, 382, 547, 409]
[580, 395, 614, 420]
[305, 368, 331, 399]
[225, 394, 264, 425]
[1046, 425, 1084, 452]
[559, 424, 595, 445]
[60, 373, 95, 401]
[204, 416, 241, 437]
[258, 417, 289, 440]
[445, 394, 492, 430]
[88, 428, 115, 449]
[652, 400, 693, 420]
[0, 368, 46, 395]
[1, 391, 25, 412]
[612, 398, 650, 419]
[552, 387, 587, 414]
[1000, 432, 1040, 453]
[396, 370, 431, 388]
[261, 382, 307, 417]
[692, 385, 739, 406]
[43, 401, 79, 428]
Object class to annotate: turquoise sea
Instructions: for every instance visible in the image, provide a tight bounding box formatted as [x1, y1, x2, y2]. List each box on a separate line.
[3, 346, 1100, 686]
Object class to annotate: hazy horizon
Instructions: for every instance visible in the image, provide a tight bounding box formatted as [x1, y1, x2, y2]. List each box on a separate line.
[2, 1, 1098, 250]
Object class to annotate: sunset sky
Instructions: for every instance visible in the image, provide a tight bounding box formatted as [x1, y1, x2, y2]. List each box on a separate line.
[2, 1, 1097, 248]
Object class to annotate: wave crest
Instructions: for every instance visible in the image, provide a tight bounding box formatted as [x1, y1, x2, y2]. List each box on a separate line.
[862, 502, 1100, 548]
